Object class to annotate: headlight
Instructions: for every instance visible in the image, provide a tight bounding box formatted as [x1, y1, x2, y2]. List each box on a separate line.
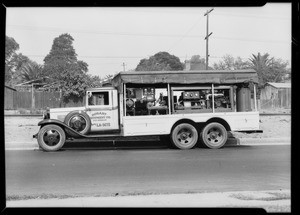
[43, 108, 50, 119]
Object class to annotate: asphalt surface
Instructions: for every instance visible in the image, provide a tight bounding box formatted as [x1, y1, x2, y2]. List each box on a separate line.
[5, 145, 290, 198]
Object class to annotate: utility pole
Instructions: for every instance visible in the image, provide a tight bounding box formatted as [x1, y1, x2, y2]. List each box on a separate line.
[122, 62, 126, 72]
[204, 8, 214, 70]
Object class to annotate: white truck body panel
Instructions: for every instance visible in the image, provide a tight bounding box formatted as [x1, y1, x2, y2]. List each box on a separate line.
[122, 111, 259, 136]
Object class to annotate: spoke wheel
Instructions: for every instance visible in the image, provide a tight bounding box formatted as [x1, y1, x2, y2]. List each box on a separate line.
[171, 123, 198, 149]
[37, 124, 66, 151]
[201, 122, 227, 149]
[43, 129, 61, 146]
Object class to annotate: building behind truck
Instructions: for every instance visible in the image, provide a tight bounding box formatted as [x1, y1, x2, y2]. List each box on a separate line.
[34, 69, 262, 151]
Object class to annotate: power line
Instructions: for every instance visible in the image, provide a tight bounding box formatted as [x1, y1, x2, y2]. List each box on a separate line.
[7, 24, 290, 44]
[116, 8, 290, 20]
[26, 54, 287, 61]
[213, 12, 290, 20]
[26, 55, 152, 59]
[7, 25, 202, 38]
[167, 15, 204, 52]
[26, 54, 253, 61]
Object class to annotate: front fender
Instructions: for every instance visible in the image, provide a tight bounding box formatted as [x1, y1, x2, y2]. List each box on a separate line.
[38, 119, 67, 127]
[37, 119, 86, 138]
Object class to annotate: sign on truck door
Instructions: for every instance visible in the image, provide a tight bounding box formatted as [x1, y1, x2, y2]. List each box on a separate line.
[86, 90, 119, 131]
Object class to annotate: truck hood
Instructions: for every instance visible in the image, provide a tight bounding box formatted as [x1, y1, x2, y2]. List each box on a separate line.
[49, 106, 87, 122]
[50, 106, 86, 114]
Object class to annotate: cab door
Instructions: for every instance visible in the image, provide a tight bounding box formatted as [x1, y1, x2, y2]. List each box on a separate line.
[86, 90, 119, 132]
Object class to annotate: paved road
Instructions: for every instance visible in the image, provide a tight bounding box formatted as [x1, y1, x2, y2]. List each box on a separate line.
[5, 145, 290, 198]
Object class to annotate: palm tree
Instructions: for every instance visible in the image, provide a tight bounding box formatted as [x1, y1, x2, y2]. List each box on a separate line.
[249, 53, 273, 87]
[18, 61, 44, 83]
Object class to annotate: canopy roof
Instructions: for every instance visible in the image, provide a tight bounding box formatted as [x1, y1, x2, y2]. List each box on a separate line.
[111, 70, 258, 89]
[265, 82, 291, 89]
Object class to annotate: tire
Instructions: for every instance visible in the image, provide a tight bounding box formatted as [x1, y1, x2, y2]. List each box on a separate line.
[37, 124, 66, 151]
[200, 122, 228, 149]
[64, 111, 91, 136]
[171, 123, 198, 149]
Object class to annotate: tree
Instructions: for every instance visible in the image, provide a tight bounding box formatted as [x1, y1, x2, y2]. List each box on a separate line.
[86, 74, 102, 88]
[44, 33, 78, 65]
[5, 36, 19, 63]
[5, 36, 31, 85]
[5, 36, 19, 83]
[135, 52, 184, 71]
[249, 52, 271, 87]
[190, 55, 205, 64]
[43, 33, 90, 98]
[18, 61, 44, 83]
[184, 55, 207, 70]
[249, 52, 289, 88]
[213, 54, 250, 70]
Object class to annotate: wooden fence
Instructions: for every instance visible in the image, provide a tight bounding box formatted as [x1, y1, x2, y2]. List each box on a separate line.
[260, 88, 291, 110]
[5, 90, 85, 110]
[5, 89, 290, 111]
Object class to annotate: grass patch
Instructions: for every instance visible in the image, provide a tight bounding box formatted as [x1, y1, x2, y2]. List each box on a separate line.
[7, 194, 82, 201]
[264, 205, 291, 212]
[266, 192, 291, 200]
[230, 192, 290, 201]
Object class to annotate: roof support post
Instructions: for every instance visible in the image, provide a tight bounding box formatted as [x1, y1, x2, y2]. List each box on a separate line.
[31, 84, 35, 110]
[123, 83, 126, 116]
[212, 84, 215, 113]
[253, 83, 257, 111]
[167, 83, 171, 115]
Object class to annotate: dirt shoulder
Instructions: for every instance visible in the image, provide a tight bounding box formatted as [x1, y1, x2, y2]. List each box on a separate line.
[232, 115, 291, 139]
[6, 189, 290, 212]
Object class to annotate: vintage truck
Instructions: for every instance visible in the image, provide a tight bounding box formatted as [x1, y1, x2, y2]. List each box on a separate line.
[34, 69, 262, 151]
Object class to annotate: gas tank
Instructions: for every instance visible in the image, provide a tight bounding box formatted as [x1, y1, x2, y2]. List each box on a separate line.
[236, 87, 251, 112]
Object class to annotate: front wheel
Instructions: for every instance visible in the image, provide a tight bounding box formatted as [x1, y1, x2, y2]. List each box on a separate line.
[37, 124, 66, 151]
[171, 123, 198, 149]
[200, 122, 228, 149]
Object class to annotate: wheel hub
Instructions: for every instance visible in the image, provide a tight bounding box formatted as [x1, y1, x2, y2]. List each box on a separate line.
[180, 133, 188, 140]
[210, 132, 218, 139]
[207, 127, 223, 143]
[43, 130, 60, 146]
[73, 120, 82, 128]
[70, 116, 86, 131]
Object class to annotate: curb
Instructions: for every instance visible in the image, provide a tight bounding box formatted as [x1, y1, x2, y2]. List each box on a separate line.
[5, 137, 290, 150]
[239, 138, 290, 145]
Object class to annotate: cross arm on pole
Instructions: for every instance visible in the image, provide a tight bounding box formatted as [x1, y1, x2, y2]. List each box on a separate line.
[204, 8, 214, 16]
[205, 32, 213, 40]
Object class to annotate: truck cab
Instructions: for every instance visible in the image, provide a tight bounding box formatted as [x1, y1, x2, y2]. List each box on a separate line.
[85, 88, 119, 132]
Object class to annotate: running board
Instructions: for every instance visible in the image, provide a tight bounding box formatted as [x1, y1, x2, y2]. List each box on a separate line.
[236, 130, 263, 133]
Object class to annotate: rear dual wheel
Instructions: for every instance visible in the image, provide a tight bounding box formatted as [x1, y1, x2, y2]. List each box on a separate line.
[171, 123, 198, 149]
[200, 122, 228, 149]
[170, 122, 228, 150]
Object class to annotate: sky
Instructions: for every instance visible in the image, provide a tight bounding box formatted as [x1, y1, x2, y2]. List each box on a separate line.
[6, 3, 291, 78]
